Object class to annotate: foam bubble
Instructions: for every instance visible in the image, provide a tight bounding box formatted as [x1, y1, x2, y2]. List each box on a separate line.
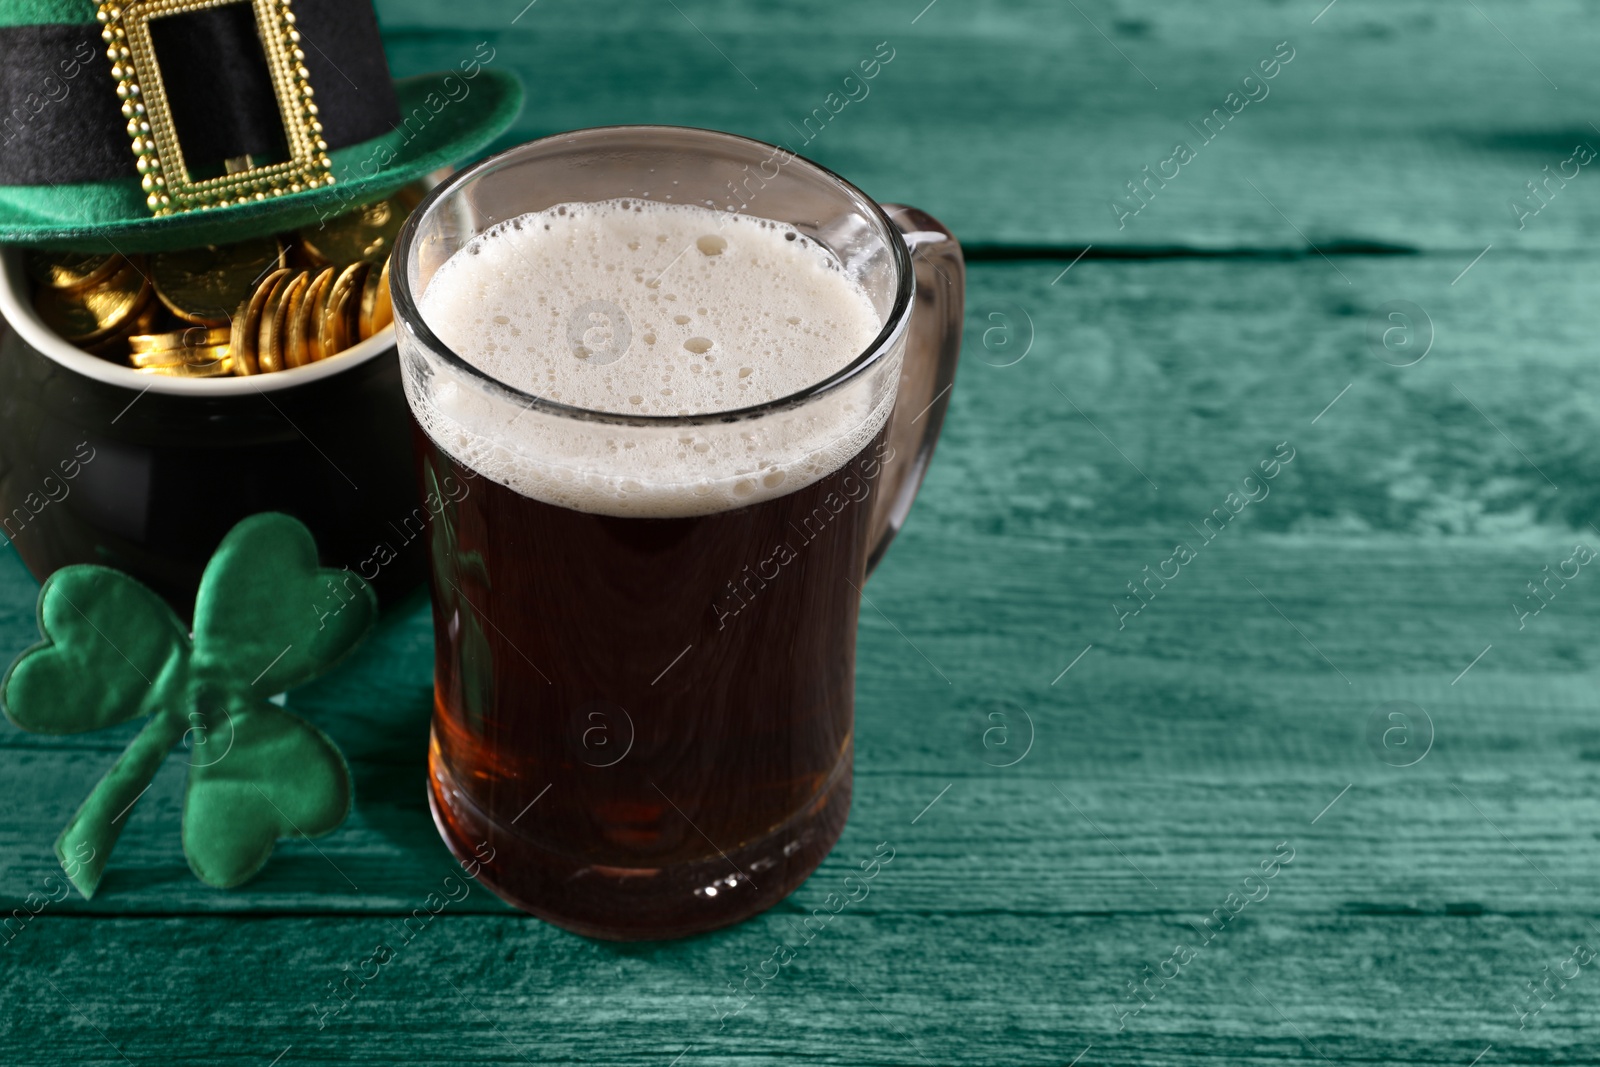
[409, 199, 895, 518]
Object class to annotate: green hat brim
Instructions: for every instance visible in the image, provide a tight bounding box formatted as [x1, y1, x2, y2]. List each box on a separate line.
[0, 69, 523, 252]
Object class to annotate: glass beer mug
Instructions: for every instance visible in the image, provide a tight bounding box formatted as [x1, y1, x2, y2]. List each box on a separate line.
[392, 126, 962, 939]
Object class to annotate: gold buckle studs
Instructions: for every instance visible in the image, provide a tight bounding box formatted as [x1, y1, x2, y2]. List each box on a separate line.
[98, 0, 334, 216]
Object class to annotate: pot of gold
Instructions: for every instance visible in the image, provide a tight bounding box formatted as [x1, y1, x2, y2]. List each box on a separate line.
[0, 0, 522, 613]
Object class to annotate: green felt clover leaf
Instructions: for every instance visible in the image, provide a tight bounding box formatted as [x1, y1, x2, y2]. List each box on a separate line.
[0, 513, 376, 897]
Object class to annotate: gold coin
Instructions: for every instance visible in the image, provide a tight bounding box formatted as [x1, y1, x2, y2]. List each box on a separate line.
[25, 250, 123, 291]
[152, 238, 285, 326]
[230, 267, 291, 377]
[358, 255, 392, 340]
[136, 353, 234, 378]
[35, 261, 151, 343]
[129, 298, 161, 334]
[130, 348, 184, 369]
[298, 193, 412, 266]
[85, 297, 160, 362]
[318, 261, 366, 360]
[130, 325, 231, 354]
[130, 343, 231, 369]
[259, 271, 308, 374]
[289, 267, 333, 368]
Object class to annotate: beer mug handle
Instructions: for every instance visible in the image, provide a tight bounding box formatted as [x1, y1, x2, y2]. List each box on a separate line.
[865, 204, 965, 575]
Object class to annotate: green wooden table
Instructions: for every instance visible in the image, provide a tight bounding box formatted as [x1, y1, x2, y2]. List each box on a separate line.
[5, 1, 1599, 1063]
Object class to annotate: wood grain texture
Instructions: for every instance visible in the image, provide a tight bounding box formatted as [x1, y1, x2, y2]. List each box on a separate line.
[5, 9, 1599, 1059]
[0, 914, 1592, 1066]
[372, 0, 1600, 251]
[3, 255, 1599, 1062]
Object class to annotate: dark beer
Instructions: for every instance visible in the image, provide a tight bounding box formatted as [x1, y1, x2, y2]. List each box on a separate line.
[419, 424, 891, 939]
[405, 191, 904, 938]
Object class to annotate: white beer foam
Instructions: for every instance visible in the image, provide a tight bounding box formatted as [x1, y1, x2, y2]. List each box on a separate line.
[411, 199, 894, 518]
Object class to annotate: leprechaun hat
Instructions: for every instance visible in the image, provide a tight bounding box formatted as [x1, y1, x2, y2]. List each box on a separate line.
[0, 0, 522, 251]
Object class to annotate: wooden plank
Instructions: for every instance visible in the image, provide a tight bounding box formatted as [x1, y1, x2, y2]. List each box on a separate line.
[3, 254, 1598, 928]
[373, 0, 1600, 250]
[1, 912, 1588, 1065]
[3, 750, 1596, 916]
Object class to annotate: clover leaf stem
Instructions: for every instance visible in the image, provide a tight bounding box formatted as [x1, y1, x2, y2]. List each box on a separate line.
[55, 707, 189, 898]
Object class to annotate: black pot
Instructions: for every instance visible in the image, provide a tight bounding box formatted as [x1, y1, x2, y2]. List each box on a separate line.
[0, 249, 424, 618]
